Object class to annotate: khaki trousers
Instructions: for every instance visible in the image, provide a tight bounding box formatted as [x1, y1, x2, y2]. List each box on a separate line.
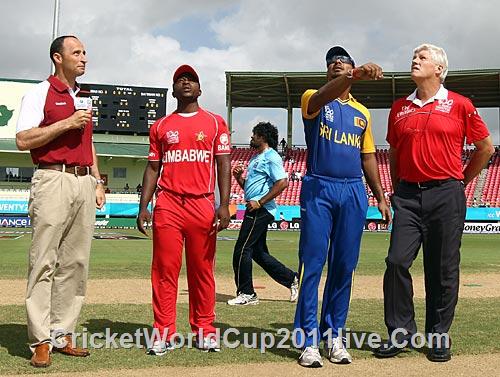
[26, 169, 96, 350]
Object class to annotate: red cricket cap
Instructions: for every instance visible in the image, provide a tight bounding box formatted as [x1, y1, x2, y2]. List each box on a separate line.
[172, 65, 199, 83]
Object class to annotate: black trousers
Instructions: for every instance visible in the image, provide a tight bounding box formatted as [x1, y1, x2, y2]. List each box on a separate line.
[233, 208, 296, 295]
[383, 179, 466, 340]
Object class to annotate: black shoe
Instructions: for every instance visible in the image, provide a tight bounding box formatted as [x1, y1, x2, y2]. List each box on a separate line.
[373, 341, 408, 358]
[427, 344, 451, 362]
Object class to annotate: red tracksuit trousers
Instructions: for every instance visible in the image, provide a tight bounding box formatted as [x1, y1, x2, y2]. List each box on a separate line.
[151, 190, 217, 340]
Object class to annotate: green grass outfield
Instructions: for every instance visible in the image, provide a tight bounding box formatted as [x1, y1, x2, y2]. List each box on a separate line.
[1, 230, 499, 279]
[1, 299, 499, 374]
[0, 230, 499, 374]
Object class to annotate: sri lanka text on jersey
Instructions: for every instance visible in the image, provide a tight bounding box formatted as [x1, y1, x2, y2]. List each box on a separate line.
[319, 123, 361, 148]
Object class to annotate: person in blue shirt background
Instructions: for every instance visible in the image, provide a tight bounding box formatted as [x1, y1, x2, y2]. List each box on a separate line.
[294, 46, 392, 368]
[227, 122, 299, 306]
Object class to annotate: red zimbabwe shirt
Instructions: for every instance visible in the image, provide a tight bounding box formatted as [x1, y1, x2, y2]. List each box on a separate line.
[148, 108, 231, 195]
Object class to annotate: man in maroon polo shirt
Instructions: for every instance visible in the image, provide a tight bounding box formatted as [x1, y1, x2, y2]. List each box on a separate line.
[374, 43, 494, 362]
[16, 35, 106, 368]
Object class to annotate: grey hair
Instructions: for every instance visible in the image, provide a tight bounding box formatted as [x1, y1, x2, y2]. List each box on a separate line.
[413, 43, 448, 82]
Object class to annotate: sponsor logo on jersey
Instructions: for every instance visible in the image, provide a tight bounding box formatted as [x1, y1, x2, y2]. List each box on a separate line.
[250, 158, 259, 170]
[166, 130, 179, 144]
[354, 116, 367, 130]
[55, 102, 67, 106]
[324, 105, 334, 122]
[220, 133, 229, 145]
[163, 149, 211, 163]
[435, 98, 453, 113]
[196, 131, 206, 141]
[217, 133, 230, 152]
[396, 105, 415, 118]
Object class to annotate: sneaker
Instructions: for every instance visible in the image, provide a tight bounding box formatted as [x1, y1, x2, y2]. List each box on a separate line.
[298, 346, 323, 368]
[146, 340, 174, 356]
[290, 275, 299, 302]
[325, 336, 352, 364]
[195, 336, 220, 352]
[227, 293, 259, 306]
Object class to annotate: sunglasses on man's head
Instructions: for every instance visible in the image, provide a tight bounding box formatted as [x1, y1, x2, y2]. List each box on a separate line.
[327, 55, 354, 66]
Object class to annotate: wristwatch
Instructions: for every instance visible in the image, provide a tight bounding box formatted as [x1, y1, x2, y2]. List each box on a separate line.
[95, 178, 105, 185]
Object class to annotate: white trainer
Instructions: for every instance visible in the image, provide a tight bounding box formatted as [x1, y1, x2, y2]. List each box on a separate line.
[325, 336, 352, 364]
[146, 340, 174, 356]
[227, 293, 259, 306]
[195, 336, 221, 352]
[290, 276, 299, 302]
[298, 346, 323, 368]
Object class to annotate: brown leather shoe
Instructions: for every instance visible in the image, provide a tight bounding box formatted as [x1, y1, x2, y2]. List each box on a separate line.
[53, 335, 90, 357]
[30, 343, 51, 367]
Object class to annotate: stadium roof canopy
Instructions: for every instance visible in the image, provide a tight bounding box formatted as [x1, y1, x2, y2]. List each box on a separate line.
[225, 69, 500, 144]
[225, 69, 500, 110]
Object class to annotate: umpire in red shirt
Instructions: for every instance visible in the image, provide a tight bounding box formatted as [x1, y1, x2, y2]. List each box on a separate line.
[374, 44, 494, 362]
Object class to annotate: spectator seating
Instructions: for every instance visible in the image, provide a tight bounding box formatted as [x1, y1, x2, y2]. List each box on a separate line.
[481, 151, 500, 207]
[229, 147, 500, 207]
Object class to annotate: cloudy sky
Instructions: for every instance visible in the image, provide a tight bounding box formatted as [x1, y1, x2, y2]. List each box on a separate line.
[2, 0, 499, 145]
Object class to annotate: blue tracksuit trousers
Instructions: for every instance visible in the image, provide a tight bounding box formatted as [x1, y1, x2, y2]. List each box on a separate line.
[293, 174, 368, 347]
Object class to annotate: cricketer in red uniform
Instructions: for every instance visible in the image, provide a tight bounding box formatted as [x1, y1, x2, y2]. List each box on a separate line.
[137, 65, 231, 353]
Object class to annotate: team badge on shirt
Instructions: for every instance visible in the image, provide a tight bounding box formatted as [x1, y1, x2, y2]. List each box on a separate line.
[354, 117, 367, 130]
[166, 130, 179, 144]
[196, 131, 206, 141]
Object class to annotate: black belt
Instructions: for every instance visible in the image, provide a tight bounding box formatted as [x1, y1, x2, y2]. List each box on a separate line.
[38, 164, 90, 176]
[400, 178, 457, 189]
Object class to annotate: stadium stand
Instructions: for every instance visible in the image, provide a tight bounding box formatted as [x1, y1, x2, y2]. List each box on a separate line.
[230, 147, 307, 205]
[481, 150, 500, 207]
[229, 147, 500, 207]
[1, 147, 498, 207]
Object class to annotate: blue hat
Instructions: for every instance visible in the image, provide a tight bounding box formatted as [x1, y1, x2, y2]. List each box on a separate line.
[325, 46, 355, 67]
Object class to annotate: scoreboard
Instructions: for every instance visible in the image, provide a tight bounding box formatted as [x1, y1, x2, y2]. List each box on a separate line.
[80, 83, 168, 135]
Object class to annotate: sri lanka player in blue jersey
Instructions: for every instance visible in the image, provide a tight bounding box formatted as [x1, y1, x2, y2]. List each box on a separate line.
[294, 46, 392, 368]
